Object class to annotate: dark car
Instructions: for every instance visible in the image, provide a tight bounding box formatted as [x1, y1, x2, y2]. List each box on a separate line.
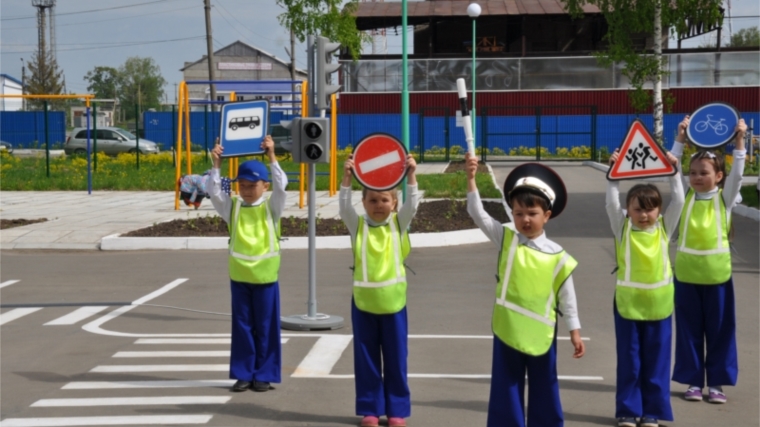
[228, 116, 261, 131]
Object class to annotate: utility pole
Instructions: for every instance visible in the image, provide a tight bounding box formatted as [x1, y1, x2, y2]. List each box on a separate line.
[203, 0, 217, 110]
[289, 28, 296, 82]
[20, 58, 25, 111]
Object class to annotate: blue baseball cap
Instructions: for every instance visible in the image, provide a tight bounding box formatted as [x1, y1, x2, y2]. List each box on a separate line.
[233, 160, 269, 183]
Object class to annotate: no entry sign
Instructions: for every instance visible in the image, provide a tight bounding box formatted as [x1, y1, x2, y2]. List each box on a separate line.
[352, 133, 408, 191]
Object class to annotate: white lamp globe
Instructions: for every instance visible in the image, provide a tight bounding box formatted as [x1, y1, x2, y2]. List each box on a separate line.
[467, 3, 481, 18]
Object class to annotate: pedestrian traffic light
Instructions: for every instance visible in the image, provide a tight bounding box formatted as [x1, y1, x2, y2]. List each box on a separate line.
[316, 36, 342, 111]
[299, 117, 330, 164]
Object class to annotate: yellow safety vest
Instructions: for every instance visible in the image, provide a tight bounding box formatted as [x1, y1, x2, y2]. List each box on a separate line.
[352, 214, 411, 315]
[492, 227, 577, 356]
[227, 197, 281, 284]
[615, 217, 674, 320]
[676, 189, 731, 284]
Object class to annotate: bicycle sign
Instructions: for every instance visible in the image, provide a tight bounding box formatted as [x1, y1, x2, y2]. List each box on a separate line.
[687, 102, 740, 149]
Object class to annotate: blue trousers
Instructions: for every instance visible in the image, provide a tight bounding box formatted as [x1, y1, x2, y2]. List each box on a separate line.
[673, 277, 738, 388]
[487, 335, 563, 427]
[614, 301, 673, 421]
[229, 280, 281, 383]
[351, 300, 410, 418]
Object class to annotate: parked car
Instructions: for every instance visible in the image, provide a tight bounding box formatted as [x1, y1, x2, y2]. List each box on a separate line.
[0, 140, 12, 153]
[64, 127, 159, 156]
[269, 123, 292, 154]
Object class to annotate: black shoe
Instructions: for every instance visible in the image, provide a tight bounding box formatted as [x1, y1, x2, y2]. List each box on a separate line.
[231, 380, 251, 392]
[251, 381, 272, 392]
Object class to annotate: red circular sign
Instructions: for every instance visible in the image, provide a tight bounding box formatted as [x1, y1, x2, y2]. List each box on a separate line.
[352, 133, 408, 191]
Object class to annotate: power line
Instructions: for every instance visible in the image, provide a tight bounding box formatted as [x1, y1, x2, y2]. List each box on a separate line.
[1, 0, 182, 21]
[1, 5, 197, 30]
[1, 35, 205, 54]
[214, 0, 282, 43]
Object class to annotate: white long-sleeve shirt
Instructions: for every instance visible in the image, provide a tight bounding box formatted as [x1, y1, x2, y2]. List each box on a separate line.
[467, 190, 581, 332]
[606, 171, 685, 242]
[670, 141, 745, 220]
[339, 185, 421, 239]
[206, 162, 288, 223]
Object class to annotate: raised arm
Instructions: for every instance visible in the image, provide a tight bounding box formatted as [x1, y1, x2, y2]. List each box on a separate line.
[663, 152, 685, 239]
[670, 115, 691, 191]
[722, 119, 747, 210]
[208, 143, 232, 223]
[339, 155, 359, 238]
[397, 154, 420, 231]
[264, 134, 288, 220]
[465, 152, 504, 247]
[606, 148, 624, 241]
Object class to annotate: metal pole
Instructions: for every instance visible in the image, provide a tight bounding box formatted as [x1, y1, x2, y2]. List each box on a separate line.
[203, 0, 217, 111]
[93, 103, 98, 171]
[307, 162, 317, 318]
[401, 0, 409, 202]
[86, 106, 92, 194]
[135, 103, 140, 170]
[472, 17, 476, 144]
[307, 35, 316, 119]
[44, 100, 50, 178]
[204, 104, 209, 163]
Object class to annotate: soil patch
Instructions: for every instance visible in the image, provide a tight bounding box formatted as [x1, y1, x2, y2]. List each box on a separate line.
[122, 200, 510, 237]
[0, 218, 48, 230]
[444, 160, 489, 174]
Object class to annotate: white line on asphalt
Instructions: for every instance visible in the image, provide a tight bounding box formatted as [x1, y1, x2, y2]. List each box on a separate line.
[31, 396, 231, 407]
[90, 364, 228, 373]
[0, 308, 42, 326]
[407, 335, 589, 341]
[291, 335, 353, 377]
[358, 150, 402, 174]
[0, 415, 213, 426]
[113, 351, 229, 358]
[45, 306, 109, 326]
[0, 280, 20, 289]
[133, 338, 289, 344]
[292, 374, 604, 380]
[62, 380, 235, 389]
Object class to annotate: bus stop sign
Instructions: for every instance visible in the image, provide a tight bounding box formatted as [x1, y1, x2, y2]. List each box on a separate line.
[219, 100, 269, 157]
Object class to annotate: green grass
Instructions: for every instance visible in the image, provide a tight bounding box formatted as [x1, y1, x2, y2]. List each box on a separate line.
[0, 151, 500, 198]
[740, 185, 759, 208]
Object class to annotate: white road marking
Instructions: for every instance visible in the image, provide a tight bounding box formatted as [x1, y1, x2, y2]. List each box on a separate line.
[0, 280, 20, 289]
[407, 334, 589, 341]
[31, 396, 230, 407]
[0, 415, 213, 426]
[358, 150, 402, 174]
[134, 338, 289, 344]
[291, 335, 353, 377]
[90, 364, 228, 373]
[45, 306, 109, 326]
[113, 351, 229, 358]
[0, 308, 42, 326]
[294, 374, 604, 380]
[62, 380, 235, 389]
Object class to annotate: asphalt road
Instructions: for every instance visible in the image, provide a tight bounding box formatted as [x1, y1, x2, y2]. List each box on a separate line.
[1, 165, 758, 427]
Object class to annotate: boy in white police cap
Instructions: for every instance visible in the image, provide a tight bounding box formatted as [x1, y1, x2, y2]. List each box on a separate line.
[465, 153, 585, 427]
[208, 136, 288, 393]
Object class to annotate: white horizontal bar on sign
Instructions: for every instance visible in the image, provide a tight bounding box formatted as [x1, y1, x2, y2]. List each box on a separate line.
[0, 308, 42, 326]
[133, 338, 289, 344]
[0, 280, 20, 289]
[0, 415, 213, 427]
[358, 150, 402, 174]
[62, 380, 235, 390]
[31, 396, 231, 407]
[90, 364, 228, 373]
[113, 351, 229, 358]
[45, 306, 109, 326]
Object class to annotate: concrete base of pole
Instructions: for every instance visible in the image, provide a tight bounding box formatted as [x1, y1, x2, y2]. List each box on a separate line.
[281, 314, 344, 331]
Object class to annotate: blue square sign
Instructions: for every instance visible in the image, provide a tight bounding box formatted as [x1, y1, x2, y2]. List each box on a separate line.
[219, 100, 269, 158]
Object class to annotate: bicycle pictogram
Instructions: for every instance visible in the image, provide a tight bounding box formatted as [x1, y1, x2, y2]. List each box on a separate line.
[694, 115, 729, 136]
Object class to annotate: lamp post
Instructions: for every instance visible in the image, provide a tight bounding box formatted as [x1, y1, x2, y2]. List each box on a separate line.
[467, 3, 481, 145]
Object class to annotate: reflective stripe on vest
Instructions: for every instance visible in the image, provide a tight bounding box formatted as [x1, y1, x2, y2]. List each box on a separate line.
[676, 189, 731, 284]
[228, 197, 280, 284]
[492, 228, 577, 356]
[352, 214, 410, 314]
[615, 217, 674, 320]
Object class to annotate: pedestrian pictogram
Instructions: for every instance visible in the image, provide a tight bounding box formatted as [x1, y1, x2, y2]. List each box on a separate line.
[607, 120, 677, 181]
[305, 144, 323, 161]
[687, 102, 739, 149]
[352, 133, 408, 191]
[304, 122, 322, 140]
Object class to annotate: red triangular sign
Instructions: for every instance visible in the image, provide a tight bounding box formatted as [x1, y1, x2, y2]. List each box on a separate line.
[607, 120, 677, 181]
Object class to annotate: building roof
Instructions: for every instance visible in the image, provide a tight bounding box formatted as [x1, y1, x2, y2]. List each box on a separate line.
[0, 73, 23, 86]
[180, 40, 307, 75]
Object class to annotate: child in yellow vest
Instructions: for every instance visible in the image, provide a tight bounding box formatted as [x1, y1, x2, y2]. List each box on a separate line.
[207, 136, 288, 393]
[606, 130, 684, 427]
[465, 153, 585, 427]
[339, 153, 419, 427]
[670, 118, 747, 404]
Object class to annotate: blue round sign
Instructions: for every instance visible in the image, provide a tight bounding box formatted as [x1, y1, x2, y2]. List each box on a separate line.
[687, 102, 739, 149]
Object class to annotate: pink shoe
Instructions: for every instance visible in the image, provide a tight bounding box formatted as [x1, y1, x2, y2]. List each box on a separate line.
[388, 417, 407, 427]
[360, 416, 379, 427]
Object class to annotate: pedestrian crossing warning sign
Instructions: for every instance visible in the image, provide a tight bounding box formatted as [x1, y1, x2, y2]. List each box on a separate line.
[607, 120, 677, 181]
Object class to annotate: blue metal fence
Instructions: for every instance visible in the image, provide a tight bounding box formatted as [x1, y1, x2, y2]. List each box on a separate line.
[0, 111, 66, 148]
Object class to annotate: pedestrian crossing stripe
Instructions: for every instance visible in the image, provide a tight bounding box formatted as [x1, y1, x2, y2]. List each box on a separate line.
[0, 415, 213, 426]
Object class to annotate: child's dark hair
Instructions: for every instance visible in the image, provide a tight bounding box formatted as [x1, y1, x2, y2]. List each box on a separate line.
[626, 184, 662, 211]
[509, 188, 551, 212]
[362, 186, 400, 212]
[690, 150, 727, 187]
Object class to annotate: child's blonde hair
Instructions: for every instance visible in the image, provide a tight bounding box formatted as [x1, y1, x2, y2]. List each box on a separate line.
[362, 187, 400, 212]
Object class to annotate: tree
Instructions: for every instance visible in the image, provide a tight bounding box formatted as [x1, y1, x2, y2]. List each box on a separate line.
[83, 66, 120, 100]
[25, 50, 65, 110]
[276, 0, 370, 60]
[564, 0, 724, 142]
[117, 57, 166, 121]
[729, 27, 760, 47]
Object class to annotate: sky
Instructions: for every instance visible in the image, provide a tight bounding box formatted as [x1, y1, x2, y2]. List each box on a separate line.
[1, 0, 758, 102]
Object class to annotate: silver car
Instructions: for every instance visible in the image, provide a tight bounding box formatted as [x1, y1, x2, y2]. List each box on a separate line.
[64, 127, 159, 155]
